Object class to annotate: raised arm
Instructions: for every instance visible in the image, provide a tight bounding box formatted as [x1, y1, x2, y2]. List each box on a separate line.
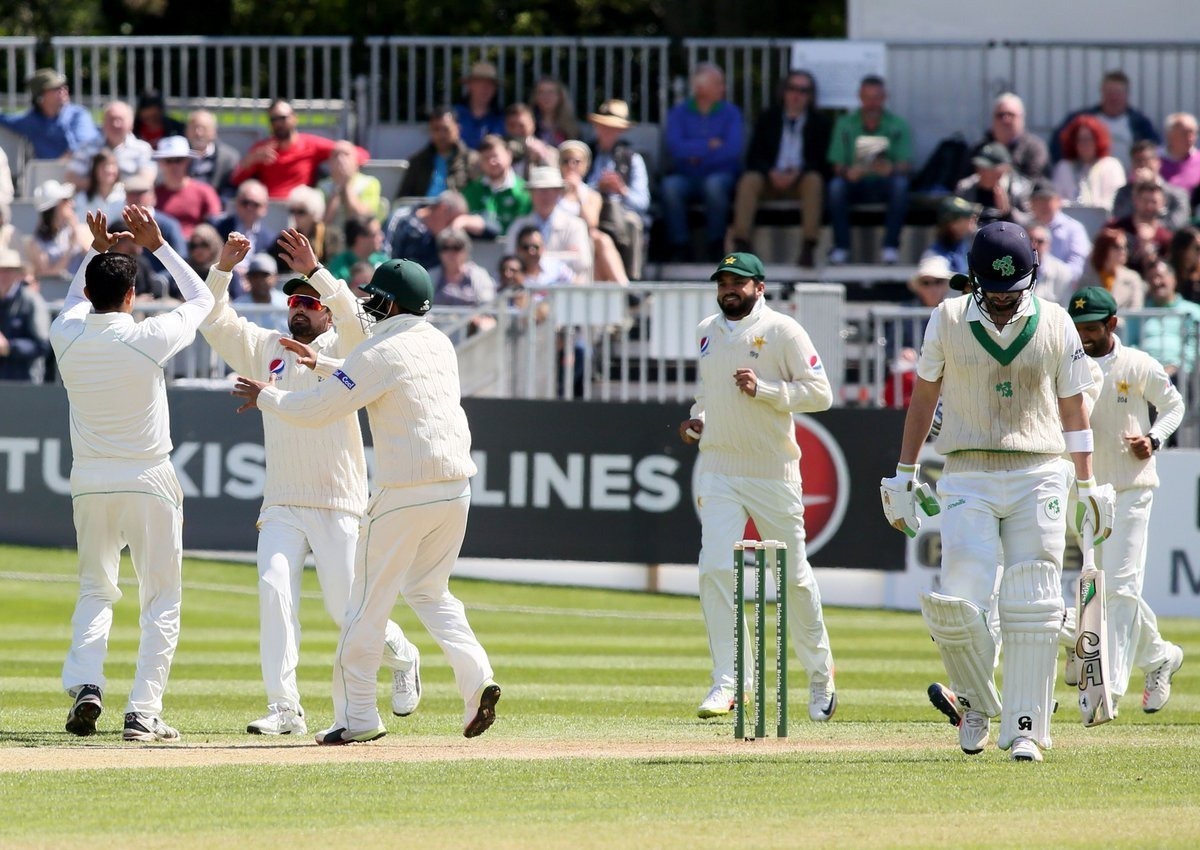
[276, 228, 369, 353]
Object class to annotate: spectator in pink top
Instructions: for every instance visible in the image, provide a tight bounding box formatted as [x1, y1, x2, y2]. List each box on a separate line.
[153, 135, 222, 238]
[1159, 112, 1200, 204]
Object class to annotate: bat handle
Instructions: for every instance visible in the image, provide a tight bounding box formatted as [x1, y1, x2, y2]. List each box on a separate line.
[1080, 511, 1096, 571]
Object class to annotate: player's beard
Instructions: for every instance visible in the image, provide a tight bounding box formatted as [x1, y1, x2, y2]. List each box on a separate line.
[719, 289, 758, 320]
[288, 312, 315, 341]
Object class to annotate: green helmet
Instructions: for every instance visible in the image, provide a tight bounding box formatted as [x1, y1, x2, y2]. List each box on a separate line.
[361, 259, 434, 315]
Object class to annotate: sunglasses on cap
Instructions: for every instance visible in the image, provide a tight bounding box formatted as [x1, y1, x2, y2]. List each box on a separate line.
[287, 294, 324, 311]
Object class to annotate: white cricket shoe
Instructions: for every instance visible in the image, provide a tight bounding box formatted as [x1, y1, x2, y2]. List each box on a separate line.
[1010, 736, 1044, 762]
[1143, 644, 1184, 713]
[927, 682, 987, 755]
[391, 651, 422, 717]
[123, 712, 180, 743]
[1063, 646, 1079, 686]
[808, 680, 837, 722]
[697, 684, 736, 718]
[247, 705, 307, 735]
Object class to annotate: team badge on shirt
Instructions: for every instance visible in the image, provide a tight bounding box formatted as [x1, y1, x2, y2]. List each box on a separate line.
[269, 358, 285, 378]
[333, 369, 356, 390]
[1116, 378, 1129, 403]
[749, 335, 765, 358]
[699, 336, 710, 356]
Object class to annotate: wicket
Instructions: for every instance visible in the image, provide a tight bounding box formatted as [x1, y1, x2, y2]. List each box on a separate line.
[733, 540, 788, 740]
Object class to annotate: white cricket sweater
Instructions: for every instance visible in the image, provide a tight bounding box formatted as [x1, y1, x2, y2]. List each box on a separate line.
[49, 245, 214, 482]
[690, 299, 832, 481]
[258, 313, 476, 489]
[1089, 336, 1184, 491]
[200, 267, 369, 515]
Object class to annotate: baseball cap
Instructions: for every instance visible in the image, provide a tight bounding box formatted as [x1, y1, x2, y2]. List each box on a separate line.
[1067, 286, 1118, 323]
[967, 221, 1038, 292]
[27, 68, 66, 97]
[1030, 178, 1060, 199]
[938, 195, 982, 222]
[972, 141, 1012, 169]
[246, 253, 277, 276]
[362, 258, 434, 315]
[282, 277, 317, 296]
[711, 251, 766, 282]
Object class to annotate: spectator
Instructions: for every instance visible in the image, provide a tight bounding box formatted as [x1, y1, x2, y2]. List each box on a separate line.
[186, 109, 241, 198]
[662, 63, 743, 261]
[319, 140, 384, 231]
[0, 68, 99, 160]
[513, 225, 572, 285]
[120, 178, 190, 291]
[1111, 139, 1191, 230]
[285, 185, 328, 261]
[454, 62, 506, 150]
[0, 149, 11, 206]
[398, 106, 478, 198]
[730, 70, 832, 268]
[1167, 225, 1200, 302]
[497, 253, 524, 292]
[971, 92, 1049, 181]
[347, 260, 374, 298]
[506, 166, 592, 282]
[1052, 114, 1126, 213]
[431, 226, 496, 307]
[1028, 178, 1090, 283]
[213, 179, 278, 261]
[1159, 112, 1200, 204]
[921, 196, 978, 275]
[153, 135, 222, 239]
[385, 189, 471, 270]
[132, 89, 186, 149]
[1077, 227, 1145, 311]
[954, 141, 1032, 226]
[68, 100, 155, 187]
[1132, 258, 1200, 378]
[0, 249, 50, 383]
[1050, 70, 1160, 172]
[231, 99, 368, 199]
[462, 134, 532, 238]
[1106, 180, 1172, 271]
[73, 150, 126, 223]
[110, 231, 169, 301]
[233, 253, 290, 334]
[826, 74, 911, 265]
[586, 99, 650, 280]
[326, 215, 388, 282]
[1027, 223, 1075, 306]
[884, 254, 954, 407]
[559, 140, 628, 285]
[504, 103, 558, 180]
[26, 180, 89, 278]
[532, 77, 580, 146]
[0, 201, 17, 255]
[185, 223, 241, 299]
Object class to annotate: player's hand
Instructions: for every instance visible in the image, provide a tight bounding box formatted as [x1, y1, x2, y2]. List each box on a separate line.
[734, 368, 758, 397]
[1125, 434, 1154, 460]
[1075, 478, 1115, 545]
[276, 228, 319, 276]
[880, 464, 939, 538]
[679, 418, 703, 445]
[123, 205, 164, 252]
[279, 336, 318, 370]
[85, 210, 131, 252]
[217, 232, 252, 272]
[232, 375, 272, 413]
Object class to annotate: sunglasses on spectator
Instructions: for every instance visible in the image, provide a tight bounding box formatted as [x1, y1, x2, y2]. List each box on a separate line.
[785, 84, 813, 94]
[239, 198, 266, 208]
[994, 110, 1019, 118]
[268, 114, 291, 123]
[162, 157, 189, 165]
[287, 294, 323, 311]
[439, 243, 466, 252]
[187, 240, 209, 250]
[288, 207, 310, 215]
[518, 242, 540, 251]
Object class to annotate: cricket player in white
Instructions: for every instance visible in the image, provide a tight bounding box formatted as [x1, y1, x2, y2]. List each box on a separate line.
[199, 229, 420, 735]
[679, 252, 837, 723]
[882, 222, 1115, 762]
[232, 258, 499, 744]
[1067, 286, 1185, 712]
[54, 207, 214, 742]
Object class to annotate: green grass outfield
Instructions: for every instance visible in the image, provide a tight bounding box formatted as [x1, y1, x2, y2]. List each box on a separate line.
[0, 543, 1197, 849]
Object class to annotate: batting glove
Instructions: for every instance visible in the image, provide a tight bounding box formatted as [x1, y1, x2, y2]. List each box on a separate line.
[1075, 478, 1115, 545]
[880, 463, 940, 538]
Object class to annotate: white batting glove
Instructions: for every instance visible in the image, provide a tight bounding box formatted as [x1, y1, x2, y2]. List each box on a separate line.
[880, 464, 939, 538]
[1075, 478, 1115, 545]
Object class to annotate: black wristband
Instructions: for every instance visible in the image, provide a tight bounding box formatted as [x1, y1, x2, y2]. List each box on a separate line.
[305, 264, 322, 279]
[1149, 434, 1162, 452]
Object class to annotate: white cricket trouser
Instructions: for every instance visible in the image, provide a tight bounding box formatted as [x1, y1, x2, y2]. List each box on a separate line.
[1096, 487, 1171, 697]
[255, 505, 417, 713]
[332, 479, 493, 731]
[695, 471, 834, 690]
[62, 459, 184, 717]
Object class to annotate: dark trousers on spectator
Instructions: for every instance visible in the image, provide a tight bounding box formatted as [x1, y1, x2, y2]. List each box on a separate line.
[828, 173, 909, 252]
[662, 171, 737, 254]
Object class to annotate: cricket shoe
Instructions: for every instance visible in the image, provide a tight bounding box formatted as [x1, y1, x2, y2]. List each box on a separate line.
[315, 725, 387, 745]
[1010, 736, 1044, 762]
[247, 705, 307, 735]
[927, 683, 988, 755]
[391, 651, 422, 717]
[65, 684, 103, 737]
[123, 712, 180, 743]
[697, 685, 737, 718]
[808, 680, 837, 721]
[1063, 646, 1079, 687]
[1143, 644, 1184, 713]
[463, 681, 502, 738]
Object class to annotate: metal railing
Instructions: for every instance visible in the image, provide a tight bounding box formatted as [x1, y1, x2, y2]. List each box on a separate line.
[0, 37, 37, 115]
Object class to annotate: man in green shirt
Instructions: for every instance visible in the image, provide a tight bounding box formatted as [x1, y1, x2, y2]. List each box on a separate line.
[826, 75, 913, 265]
[462, 134, 532, 238]
[327, 216, 389, 282]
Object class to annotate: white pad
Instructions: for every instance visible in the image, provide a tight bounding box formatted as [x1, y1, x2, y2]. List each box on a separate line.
[919, 593, 1002, 717]
[997, 560, 1063, 751]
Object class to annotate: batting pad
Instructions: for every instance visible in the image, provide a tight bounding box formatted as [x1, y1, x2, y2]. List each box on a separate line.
[919, 593, 1002, 717]
[997, 560, 1063, 750]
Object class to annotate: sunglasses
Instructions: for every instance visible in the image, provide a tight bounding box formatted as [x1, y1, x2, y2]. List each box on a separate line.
[785, 84, 813, 94]
[288, 207, 309, 215]
[186, 241, 210, 250]
[993, 110, 1019, 118]
[518, 242, 540, 251]
[239, 198, 266, 208]
[268, 114, 291, 123]
[287, 294, 323, 311]
[162, 157, 189, 164]
[439, 243, 466, 252]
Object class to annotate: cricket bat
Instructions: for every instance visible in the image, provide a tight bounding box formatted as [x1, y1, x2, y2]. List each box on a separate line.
[1076, 516, 1115, 727]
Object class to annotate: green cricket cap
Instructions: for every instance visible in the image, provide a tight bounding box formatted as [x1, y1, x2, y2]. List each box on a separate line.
[1067, 286, 1118, 323]
[710, 251, 765, 282]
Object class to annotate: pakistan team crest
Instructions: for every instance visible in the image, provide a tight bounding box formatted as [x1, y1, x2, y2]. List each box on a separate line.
[1044, 496, 1062, 520]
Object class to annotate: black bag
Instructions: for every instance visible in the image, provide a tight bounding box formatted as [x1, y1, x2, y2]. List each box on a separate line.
[912, 134, 971, 193]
